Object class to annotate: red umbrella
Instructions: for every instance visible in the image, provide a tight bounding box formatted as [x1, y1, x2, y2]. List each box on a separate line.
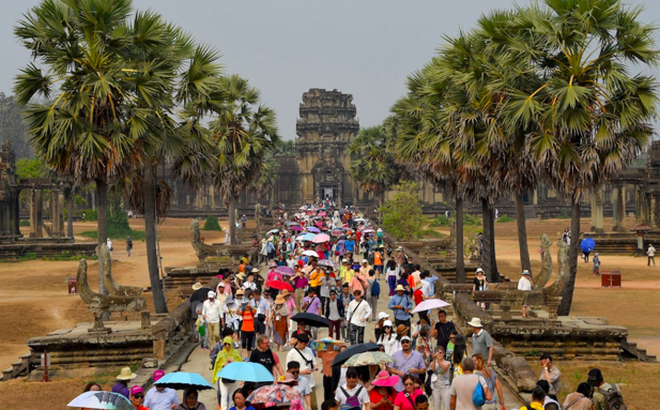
[266, 280, 294, 291]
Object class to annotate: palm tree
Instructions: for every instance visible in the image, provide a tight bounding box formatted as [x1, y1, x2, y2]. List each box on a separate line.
[505, 0, 659, 314]
[14, 0, 139, 294]
[209, 75, 281, 245]
[346, 124, 400, 207]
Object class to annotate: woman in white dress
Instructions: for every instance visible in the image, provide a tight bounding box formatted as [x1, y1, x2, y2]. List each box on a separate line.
[376, 320, 399, 355]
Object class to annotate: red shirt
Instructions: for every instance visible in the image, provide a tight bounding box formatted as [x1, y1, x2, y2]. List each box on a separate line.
[413, 289, 424, 305]
[370, 388, 395, 410]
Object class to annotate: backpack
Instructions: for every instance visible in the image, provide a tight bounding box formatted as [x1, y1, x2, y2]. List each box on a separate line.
[371, 279, 381, 296]
[600, 384, 626, 410]
[472, 376, 486, 407]
[340, 386, 364, 410]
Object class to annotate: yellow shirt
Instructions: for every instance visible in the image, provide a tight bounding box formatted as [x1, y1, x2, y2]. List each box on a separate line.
[340, 266, 354, 284]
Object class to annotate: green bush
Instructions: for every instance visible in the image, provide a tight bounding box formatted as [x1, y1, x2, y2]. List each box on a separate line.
[79, 208, 97, 221]
[203, 215, 222, 231]
[463, 214, 482, 226]
[557, 211, 571, 219]
[19, 220, 30, 227]
[429, 215, 451, 227]
[379, 181, 425, 241]
[497, 215, 514, 223]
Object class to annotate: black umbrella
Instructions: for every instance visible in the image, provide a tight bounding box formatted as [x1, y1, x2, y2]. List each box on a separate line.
[291, 312, 331, 328]
[189, 287, 213, 304]
[331, 342, 381, 367]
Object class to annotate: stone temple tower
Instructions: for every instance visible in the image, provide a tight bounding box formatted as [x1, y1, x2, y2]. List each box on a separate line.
[295, 89, 359, 204]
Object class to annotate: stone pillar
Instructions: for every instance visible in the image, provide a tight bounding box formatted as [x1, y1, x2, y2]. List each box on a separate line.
[51, 190, 61, 237]
[590, 189, 604, 233]
[533, 188, 538, 205]
[613, 185, 626, 231]
[30, 189, 44, 238]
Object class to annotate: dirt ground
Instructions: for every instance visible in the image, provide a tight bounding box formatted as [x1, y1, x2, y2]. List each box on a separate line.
[1, 215, 659, 409]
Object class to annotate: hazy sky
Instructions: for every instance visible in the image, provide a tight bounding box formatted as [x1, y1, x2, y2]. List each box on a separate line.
[2, 0, 659, 140]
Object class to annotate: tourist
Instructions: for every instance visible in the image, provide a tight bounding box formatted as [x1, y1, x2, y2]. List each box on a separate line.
[535, 380, 560, 410]
[239, 293, 257, 357]
[130, 385, 148, 410]
[451, 334, 468, 378]
[388, 285, 413, 336]
[242, 273, 258, 292]
[385, 260, 399, 296]
[373, 246, 384, 279]
[282, 289, 296, 324]
[412, 283, 427, 322]
[473, 353, 505, 410]
[377, 320, 398, 355]
[373, 312, 390, 343]
[392, 374, 423, 410]
[286, 334, 318, 410]
[229, 389, 255, 410]
[414, 324, 433, 388]
[647, 244, 656, 266]
[413, 395, 429, 410]
[387, 335, 426, 392]
[318, 342, 346, 401]
[370, 370, 397, 410]
[249, 335, 281, 378]
[587, 368, 624, 410]
[430, 346, 451, 410]
[366, 270, 380, 321]
[562, 382, 595, 410]
[293, 268, 309, 312]
[538, 353, 561, 396]
[468, 318, 493, 367]
[347, 289, 372, 345]
[340, 259, 354, 285]
[524, 387, 546, 410]
[449, 358, 491, 410]
[592, 253, 601, 276]
[251, 290, 270, 338]
[144, 370, 180, 410]
[445, 331, 457, 362]
[176, 387, 207, 410]
[582, 240, 591, 262]
[84, 382, 102, 392]
[335, 368, 370, 410]
[349, 265, 368, 297]
[322, 400, 339, 410]
[433, 310, 456, 350]
[107, 238, 113, 253]
[203, 291, 224, 346]
[281, 366, 312, 410]
[517, 270, 533, 318]
[271, 295, 290, 351]
[125, 235, 132, 257]
[411, 265, 422, 289]
[324, 289, 344, 340]
[302, 288, 322, 315]
[112, 367, 136, 398]
[319, 269, 333, 313]
[339, 284, 354, 342]
[472, 269, 488, 311]
[212, 336, 242, 410]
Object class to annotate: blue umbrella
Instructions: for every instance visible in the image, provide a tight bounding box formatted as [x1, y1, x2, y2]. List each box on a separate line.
[154, 371, 214, 390]
[217, 362, 274, 383]
[67, 391, 134, 410]
[580, 237, 596, 253]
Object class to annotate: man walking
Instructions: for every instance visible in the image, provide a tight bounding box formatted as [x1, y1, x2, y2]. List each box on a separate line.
[517, 270, 533, 318]
[648, 244, 656, 266]
[347, 290, 371, 345]
[324, 289, 344, 340]
[538, 353, 561, 396]
[202, 291, 224, 346]
[388, 285, 413, 335]
[449, 358, 492, 410]
[387, 335, 426, 392]
[468, 317, 493, 367]
[433, 310, 456, 350]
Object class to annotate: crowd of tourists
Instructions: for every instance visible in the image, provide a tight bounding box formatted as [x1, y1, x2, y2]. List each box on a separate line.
[87, 203, 625, 410]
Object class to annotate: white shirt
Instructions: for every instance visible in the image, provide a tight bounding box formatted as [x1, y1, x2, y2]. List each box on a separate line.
[377, 333, 400, 355]
[286, 346, 316, 387]
[287, 258, 297, 269]
[202, 299, 223, 323]
[517, 276, 532, 291]
[335, 383, 370, 407]
[242, 281, 258, 291]
[346, 299, 372, 327]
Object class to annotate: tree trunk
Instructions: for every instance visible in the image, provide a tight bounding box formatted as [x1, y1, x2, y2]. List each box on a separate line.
[228, 197, 238, 245]
[455, 197, 466, 283]
[96, 179, 108, 295]
[488, 202, 498, 283]
[481, 198, 493, 280]
[67, 192, 74, 238]
[515, 192, 531, 272]
[558, 199, 580, 316]
[144, 165, 168, 314]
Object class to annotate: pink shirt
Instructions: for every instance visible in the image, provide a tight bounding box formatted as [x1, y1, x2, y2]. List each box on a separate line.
[393, 389, 423, 410]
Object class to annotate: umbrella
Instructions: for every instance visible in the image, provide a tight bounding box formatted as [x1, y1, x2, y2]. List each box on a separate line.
[312, 233, 331, 243]
[285, 221, 300, 226]
[580, 237, 596, 253]
[291, 312, 331, 328]
[267, 229, 280, 235]
[290, 225, 304, 232]
[363, 229, 375, 233]
[297, 233, 316, 242]
[306, 227, 321, 233]
[338, 235, 348, 240]
[354, 218, 366, 223]
[412, 298, 451, 313]
[275, 266, 295, 276]
[343, 351, 395, 367]
[218, 362, 274, 383]
[189, 287, 213, 304]
[68, 392, 134, 410]
[154, 371, 214, 390]
[247, 384, 302, 405]
[332, 342, 381, 367]
[318, 259, 338, 269]
[266, 280, 294, 291]
[310, 337, 346, 351]
[302, 250, 319, 257]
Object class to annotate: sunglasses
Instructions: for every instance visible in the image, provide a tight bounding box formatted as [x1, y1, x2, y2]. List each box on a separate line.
[224, 343, 231, 346]
[401, 340, 411, 344]
[133, 394, 144, 399]
[290, 370, 300, 374]
[347, 375, 358, 379]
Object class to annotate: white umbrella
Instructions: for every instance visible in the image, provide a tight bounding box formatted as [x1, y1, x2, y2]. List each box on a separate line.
[68, 392, 134, 410]
[302, 250, 319, 257]
[412, 298, 450, 313]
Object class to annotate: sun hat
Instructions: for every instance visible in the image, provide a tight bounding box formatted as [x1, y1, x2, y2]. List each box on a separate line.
[522, 270, 531, 276]
[395, 284, 405, 292]
[476, 268, 484, 275]
[279, 372, 298, 384]
[235, 289, 245, 296]
[281, 289, 290, 297]
[116, 367, 137, 380]
[269, 261, 277, 268]
[207, 290, 216, 298]
[377, 312, 389, 320]
[383, 320, 393, 328]
[236, 272, 246, 280]
[400, 335, 412, 342]
[130, 385, 144, 396]
[372, 370, 399, 387]
[362, 259, 368, 265]
[251, 267, 260, 273]
[396, 324, 409, 335]
[275, 295, 285, 304]
[192, 282, 202, 290]
[467, 317, 483, 328]
[342, 259, 349, 263]
[153, 369, 165, 382]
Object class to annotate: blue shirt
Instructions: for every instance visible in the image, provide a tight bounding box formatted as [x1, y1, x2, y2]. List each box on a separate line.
[144, 386, 180, 410]
[388, 293, 413, 321]
[424, 276, 438, 296]
[230, 406, 256, 410]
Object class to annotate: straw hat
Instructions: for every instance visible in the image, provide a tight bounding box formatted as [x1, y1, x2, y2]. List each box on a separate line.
[236, 272, 246, 280]
[395, 285, 406, 292]
[235, 289, 245, 296]
[251, 268, 260, 273]
[396, 324, 409, 335]
[116, 367, 137, 380]
[280, 289, 290, 297]
[468, 317, 484, 328]
[192, 282, 202, 290]
[372, 370, 398, 387]
[275, 294, 285, 304]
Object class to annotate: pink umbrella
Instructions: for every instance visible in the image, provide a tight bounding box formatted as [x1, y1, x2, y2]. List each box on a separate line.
[306, 227, 321, 234]
[290, 225, 303, 231]
[275, 266, 295, 276]
[312, 233, 331, 243]
[412, 298, 450, 313]
[318, 212, 326, 216]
